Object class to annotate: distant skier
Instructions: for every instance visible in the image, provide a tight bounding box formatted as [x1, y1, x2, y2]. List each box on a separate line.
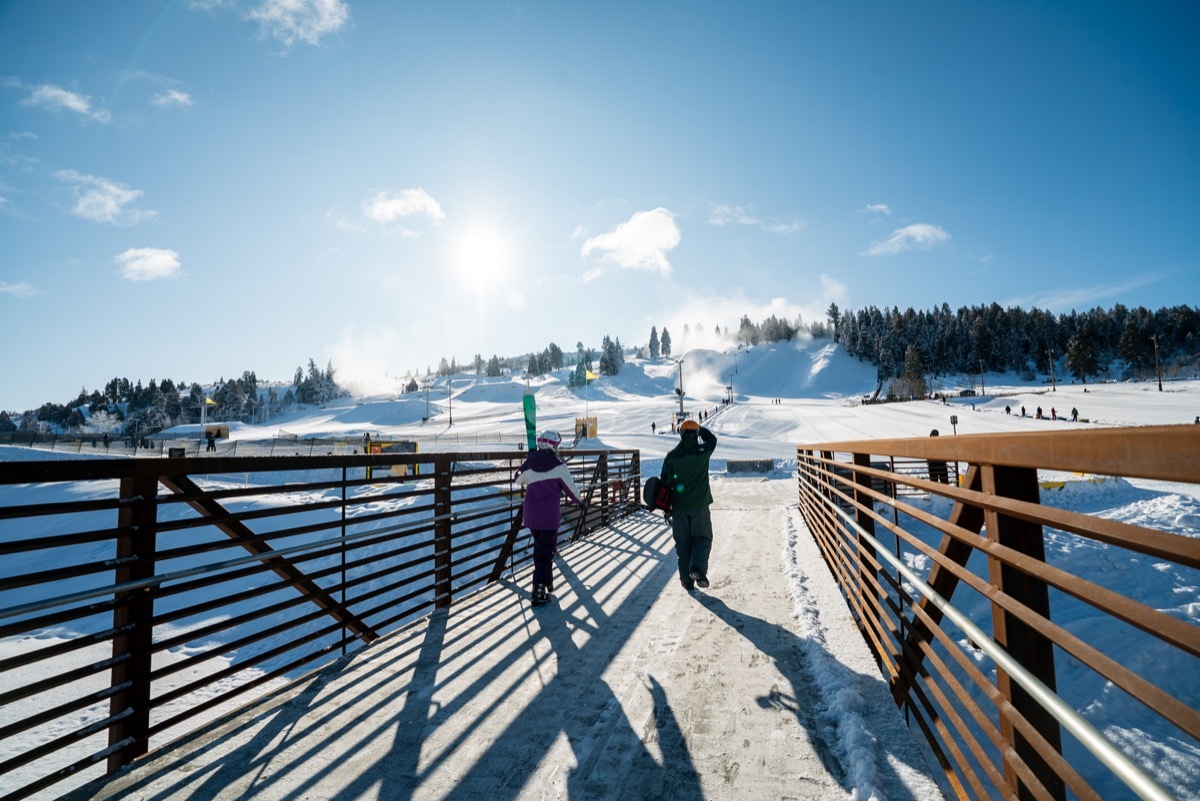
[514, 430, 582, 607]
[927, 429, 949, 484]
[1072, 407, 1079, 422]
[660, 419, 718, 590]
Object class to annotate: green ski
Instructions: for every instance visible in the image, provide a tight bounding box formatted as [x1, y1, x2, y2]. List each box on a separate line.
[523, 393, 537, 450]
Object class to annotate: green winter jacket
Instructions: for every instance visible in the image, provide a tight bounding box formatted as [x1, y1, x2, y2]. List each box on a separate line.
[659, 426, 717, 509]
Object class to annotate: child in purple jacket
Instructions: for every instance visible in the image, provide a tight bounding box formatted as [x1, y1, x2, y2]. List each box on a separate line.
[515, 430, 582, 606]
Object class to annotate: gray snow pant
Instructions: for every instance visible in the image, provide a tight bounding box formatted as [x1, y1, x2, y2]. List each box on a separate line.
[670, 506, 713, 586]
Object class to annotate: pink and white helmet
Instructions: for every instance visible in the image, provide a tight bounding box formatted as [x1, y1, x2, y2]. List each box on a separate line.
[536, 430, 562, 451]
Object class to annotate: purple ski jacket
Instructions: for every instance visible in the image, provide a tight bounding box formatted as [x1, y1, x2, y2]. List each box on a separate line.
[515, 450, 582, 530]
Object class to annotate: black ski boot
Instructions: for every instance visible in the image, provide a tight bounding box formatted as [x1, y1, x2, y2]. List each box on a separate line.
[531, 584, 551, 607]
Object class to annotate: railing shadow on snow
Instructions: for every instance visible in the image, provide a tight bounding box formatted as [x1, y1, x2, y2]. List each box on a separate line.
[63, 514, 709, 801]
[0, 448, 640, 800]
[797, 424, 1200, 801]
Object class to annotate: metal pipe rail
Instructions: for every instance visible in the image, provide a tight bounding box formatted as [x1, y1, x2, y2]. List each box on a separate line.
[0, 448, 641, 801]
[797, 424, 1200, 801]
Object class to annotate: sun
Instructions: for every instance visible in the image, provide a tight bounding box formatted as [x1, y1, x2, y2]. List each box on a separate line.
[448, 221, 514, 290]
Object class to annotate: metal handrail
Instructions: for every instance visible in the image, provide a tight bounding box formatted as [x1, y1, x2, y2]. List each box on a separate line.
[0, 447, 641, 800]
[0, 504, 501, 623]
[818, 492, 1173, 801]
[797, 423, 1200, 801]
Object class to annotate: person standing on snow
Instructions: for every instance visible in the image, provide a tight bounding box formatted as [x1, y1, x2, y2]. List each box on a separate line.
[515, 430, 582, 606]
[660, 419, 718, 590]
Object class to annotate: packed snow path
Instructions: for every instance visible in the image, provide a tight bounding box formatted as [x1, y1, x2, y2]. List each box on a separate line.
[80, 478, 941, 801]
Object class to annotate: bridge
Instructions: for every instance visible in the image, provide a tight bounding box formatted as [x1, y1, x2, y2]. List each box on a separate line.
[1, 428, 1197, 800]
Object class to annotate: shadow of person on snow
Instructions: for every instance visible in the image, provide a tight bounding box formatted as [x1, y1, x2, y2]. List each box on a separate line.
[693, 592, 936, 801]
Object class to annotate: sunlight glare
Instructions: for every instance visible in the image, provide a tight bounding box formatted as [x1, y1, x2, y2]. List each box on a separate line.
[449, 221, 515, 290]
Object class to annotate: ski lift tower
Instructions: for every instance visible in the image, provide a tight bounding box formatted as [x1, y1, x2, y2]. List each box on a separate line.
[674, 358, 685, 418]
[421, 379, 433, 421]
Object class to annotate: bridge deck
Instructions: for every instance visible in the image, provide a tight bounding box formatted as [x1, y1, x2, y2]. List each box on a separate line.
[79, 479, 941, 801]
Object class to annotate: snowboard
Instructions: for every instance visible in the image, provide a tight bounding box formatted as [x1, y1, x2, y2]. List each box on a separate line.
[642, 476, 673, 513]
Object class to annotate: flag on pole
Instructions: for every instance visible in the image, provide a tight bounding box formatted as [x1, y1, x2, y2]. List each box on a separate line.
[205, 397, 217, 406]
[585, 370, 598, 381]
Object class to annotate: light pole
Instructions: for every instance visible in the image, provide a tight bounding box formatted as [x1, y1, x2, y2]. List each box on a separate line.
[1153, 335, 1163, 391]
[447, 379, 453, 426]
[422, 380, 432, 421]
[1048, 349, 1056, 392]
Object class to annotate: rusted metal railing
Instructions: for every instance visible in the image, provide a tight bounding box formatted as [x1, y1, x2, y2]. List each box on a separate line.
[797, 425, 1199, 801]
[0, 448, 640, 800]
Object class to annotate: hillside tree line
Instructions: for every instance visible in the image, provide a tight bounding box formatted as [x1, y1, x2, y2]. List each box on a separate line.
[1, 358, 345, 436]
[831, 302, 1198, 386]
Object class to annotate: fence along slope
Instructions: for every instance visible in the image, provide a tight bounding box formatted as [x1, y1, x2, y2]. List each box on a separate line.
[0, 448, 639, 801]
[797, 424, 1200, 801]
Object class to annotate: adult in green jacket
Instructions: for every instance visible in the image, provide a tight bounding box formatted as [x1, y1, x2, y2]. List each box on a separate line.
[659, 419, 718, 589]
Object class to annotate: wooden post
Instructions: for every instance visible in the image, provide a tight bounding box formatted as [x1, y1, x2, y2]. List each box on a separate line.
[983, 465, 1065, 801]
[108, 475, 159, 771]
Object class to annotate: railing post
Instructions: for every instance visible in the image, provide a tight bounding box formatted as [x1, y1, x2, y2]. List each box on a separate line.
[983, 465, 1065, 801]
[852, 451, 878, 613]
[631, 450, 641, 512]
[108, 474, 159, 772]
[599, 452, 610, 527]
[433, 455, 453, 609]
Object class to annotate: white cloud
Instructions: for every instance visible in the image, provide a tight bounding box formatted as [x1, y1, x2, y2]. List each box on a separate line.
[864, 203, 892, 216]
[22, 84, 110, 123]
[152, 89, 195, 108]
[55, 170, 156, 225]
[115, 248, 181, 281]
[708, 204, 759, 227]
[863, 223, 950, 256]
[580, 207, 680, 277]
[325, 207, 365, 232]
[0, 281, 39, 298]
[1007, 272, 1169, 313]
[249, 0, 349, 47]
[708, 203, 805, 235]
[362, 188, 445, 228]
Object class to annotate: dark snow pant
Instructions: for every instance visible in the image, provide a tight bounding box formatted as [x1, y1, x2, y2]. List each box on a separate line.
[530, 528, 558, 590]
[670, 507, 713, 586]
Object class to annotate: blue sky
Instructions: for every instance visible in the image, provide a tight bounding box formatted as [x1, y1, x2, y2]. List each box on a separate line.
[2, 0, 1197, 411]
